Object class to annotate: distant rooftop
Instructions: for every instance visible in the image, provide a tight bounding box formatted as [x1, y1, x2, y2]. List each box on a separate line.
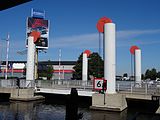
[1, 61, 76, 65]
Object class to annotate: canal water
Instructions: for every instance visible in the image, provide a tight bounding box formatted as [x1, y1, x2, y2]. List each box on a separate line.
[0, 93, 160, 120]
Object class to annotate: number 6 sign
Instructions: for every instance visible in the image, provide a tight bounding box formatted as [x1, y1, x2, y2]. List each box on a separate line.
[93, 78, 107, 91]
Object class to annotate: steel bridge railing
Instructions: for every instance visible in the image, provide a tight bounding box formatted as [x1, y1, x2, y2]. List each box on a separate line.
[1, 79, 160, 95]
[35, 79, 93, 90]
[116, 81, 160, 95]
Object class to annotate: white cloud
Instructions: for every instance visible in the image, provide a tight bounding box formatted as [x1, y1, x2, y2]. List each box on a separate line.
[51, 29, 160, 48]
[50, 33, 99, 48]
[117, 29, 160, 39]
[7, 29, 160, 55]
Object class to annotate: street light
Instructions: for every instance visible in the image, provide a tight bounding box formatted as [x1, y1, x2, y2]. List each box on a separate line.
[1, 34, 10, 80]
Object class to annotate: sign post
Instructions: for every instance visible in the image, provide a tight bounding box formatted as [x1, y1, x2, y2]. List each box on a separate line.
[93, 78, 107, 105]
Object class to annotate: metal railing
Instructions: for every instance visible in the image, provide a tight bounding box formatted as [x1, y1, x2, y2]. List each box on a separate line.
[0, 79, 160, 95]
[35, 79, 93, 90]
[116, 81, 160, 95]
[0, 79, 35, 88]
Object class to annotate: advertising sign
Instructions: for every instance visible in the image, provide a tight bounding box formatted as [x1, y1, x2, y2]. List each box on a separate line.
[31, 8, 45, 19]
[93, 78, 107, 91]
[26, 17, 49, 49]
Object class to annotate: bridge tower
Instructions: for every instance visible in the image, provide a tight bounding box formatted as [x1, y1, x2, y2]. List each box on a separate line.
[82, 50, 91, 83]
[135, 49, 141, 84]
[26, 31, 40, 87]
[90, 17, 127, 111]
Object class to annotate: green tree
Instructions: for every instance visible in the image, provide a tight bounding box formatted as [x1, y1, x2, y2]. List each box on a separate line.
[72, 52, 104, 80]
[150, 68, 157, 80]
[157, 71, 160, 78]
[141, 74, 145, 80]
[72, 53, 83, 80]
[46, 64, 53, 80]
[88, 52, 104, 78]
[144, 68, 157, 80]
[145, 69, 151, 79]
[123, 73, 128, 77]
[38, 60, 54, 80]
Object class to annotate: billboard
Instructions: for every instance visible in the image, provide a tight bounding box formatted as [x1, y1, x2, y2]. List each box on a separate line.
[26, 17, 49, 49]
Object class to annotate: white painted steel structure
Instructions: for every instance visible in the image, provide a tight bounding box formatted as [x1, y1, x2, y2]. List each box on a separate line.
[5, 35, 10, 80]
[135, 49, 141, 83]
[104, 23, 116, 94]
[26, 36, 35, 82]
[0, 79, 160, 97]
[82, 53, 88, 82]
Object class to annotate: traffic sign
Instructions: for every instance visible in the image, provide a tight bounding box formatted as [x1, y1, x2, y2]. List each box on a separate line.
[93, 78, 107, 91]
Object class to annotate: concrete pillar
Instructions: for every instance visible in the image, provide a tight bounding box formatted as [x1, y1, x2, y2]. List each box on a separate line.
[26, 36, 35, 87]
[135, 49, 141, 83]
[82, 53, 88, 81]
[104, 23, 116, 94]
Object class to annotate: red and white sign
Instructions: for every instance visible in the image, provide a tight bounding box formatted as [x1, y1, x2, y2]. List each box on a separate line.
[93, 78, 107, 91]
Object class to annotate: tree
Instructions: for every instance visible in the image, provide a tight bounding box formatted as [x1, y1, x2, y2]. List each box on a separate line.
[157, 71, 160, 78]
[141, 74, 145, 80]
[145, 69, 151, 79]
[144, 68, 157, 80]
[123, 73, 128, 77]
[46, 64, 53, 80]
[72, 53, 83, 80]
[88, 52, 104, 78]
[150, 68, 157, 80]
[38, 60, 54, 80]
[72, 52, 104, 80]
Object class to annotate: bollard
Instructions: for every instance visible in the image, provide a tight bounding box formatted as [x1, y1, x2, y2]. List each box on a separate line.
[65, 88, 83, 120]
[16, 78, 20, 88]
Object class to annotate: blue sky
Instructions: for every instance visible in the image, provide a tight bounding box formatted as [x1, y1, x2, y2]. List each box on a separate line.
[0, 0, 160, 75]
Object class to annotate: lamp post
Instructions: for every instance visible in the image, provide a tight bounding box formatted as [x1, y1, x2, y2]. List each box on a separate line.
[5, 35, 9, 80]
[1, 34, 10, 80]
[58, 49, 61, 80]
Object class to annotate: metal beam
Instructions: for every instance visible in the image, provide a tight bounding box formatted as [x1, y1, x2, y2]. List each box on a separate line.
[0, 0, 32, 11]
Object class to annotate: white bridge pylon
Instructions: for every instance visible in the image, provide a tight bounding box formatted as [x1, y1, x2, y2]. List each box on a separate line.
[26, 31, 41, 87]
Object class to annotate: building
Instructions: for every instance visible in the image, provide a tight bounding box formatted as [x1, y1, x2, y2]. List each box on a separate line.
[0, 61, 76, 80]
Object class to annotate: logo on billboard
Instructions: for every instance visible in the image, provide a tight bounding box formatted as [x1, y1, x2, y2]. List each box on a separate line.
[31, 9, 45, 19]
[26, 17, 49, 49]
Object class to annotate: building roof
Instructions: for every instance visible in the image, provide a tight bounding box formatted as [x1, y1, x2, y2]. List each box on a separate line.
[1, 61, 76, 65]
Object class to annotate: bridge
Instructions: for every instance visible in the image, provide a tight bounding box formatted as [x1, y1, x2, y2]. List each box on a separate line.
[0, 79, 160, 98]
[1, 79, 160, 112]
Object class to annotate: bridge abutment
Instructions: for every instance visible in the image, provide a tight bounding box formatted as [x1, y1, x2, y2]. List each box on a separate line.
[10, 88, 44, 101]
[90, 93, 127, 112]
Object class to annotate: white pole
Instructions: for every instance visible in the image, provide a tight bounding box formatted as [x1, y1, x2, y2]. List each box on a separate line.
[135, 49, 141, 83]
[26, 36, 35, 84]
[58, 49, 61, 80]
[63, 66, 64, 79]
[5, 34, 9, 80]
[82, 53, 88, 81]
[104, 23, 116, 94]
